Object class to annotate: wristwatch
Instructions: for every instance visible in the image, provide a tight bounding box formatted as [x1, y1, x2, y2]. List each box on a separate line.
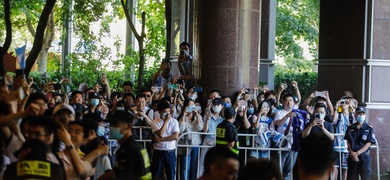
[67, 144, 75, 150]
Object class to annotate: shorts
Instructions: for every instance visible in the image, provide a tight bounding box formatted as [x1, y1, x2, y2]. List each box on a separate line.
[334, 151, 348, 169]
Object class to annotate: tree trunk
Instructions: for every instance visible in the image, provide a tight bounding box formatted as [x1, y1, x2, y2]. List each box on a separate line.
[0, 0, 12, 75]
[25, 0, 57, 76]
[37, 11, 55, 73]
[137, 42, 145, 88]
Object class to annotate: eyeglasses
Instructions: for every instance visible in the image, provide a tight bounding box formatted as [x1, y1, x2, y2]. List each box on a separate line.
[35, 102, 48, 108]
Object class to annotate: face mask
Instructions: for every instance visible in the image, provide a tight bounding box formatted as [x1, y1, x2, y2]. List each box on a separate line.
[97, 126, 105, 136]
[224, 102, 231, 108]
[184, 50, 190, 56]
[315, 113, 326, 120]
[357, 115, 366, 123]
[186, 106, 196, 113]
[268, 98, 276, 106]
[195, 105, 202, 112]
[109, 127, 124, 140]
[116, 107, 125, 111]
[91, 99, 99, 106]
[247, 107, 254, 115]
[190, 94, 198, 101]
[212, 105, 222, 113]
[161, 113, 167, 120]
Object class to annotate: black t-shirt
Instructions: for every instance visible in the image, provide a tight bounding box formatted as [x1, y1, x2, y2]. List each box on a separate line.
[216, 120, 238, 147]
[305, 119, 335, 135]
[114, 136, 152, 179]
[4, 160, 65, 180]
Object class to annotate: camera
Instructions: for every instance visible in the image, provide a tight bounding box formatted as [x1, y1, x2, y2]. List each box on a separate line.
[193, 87, 203, 92]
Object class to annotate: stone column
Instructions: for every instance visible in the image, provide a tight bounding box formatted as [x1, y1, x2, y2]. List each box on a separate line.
[194, 0, 261, 98]
[318, 0, 390, 171]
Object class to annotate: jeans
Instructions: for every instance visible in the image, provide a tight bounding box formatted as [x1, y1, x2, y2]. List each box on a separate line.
[180, 147, 199, 180]
[279, 151, 297, 180]
[152, 150, 176, 180]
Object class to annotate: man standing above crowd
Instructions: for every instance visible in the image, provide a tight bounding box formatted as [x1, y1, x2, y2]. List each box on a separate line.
[177, 42, 193, 88]
[344, 107, 376, 180]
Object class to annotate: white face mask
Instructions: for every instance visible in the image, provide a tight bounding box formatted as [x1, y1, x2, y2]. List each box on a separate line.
[190, 94, 198, 101]
[212, 105, 222, 113]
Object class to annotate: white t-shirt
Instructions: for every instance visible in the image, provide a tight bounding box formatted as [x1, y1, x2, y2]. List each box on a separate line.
[151, 118, 180, 150]
[274, 109, 292, 134]
[6, 134, 23, 163]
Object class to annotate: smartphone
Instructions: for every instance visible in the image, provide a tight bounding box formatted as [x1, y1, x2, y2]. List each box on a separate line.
[50, 84, 62, 90]
[180, 50, 185, 56]
[315, 114, 320, 119]
[193, 87, 203, 92]
[340, 99, 345, 105]
[168, 84, 178, 89]
[238, 100, 247, 107]
[99, 84, 106, 93]
[315, 91, 324, 97]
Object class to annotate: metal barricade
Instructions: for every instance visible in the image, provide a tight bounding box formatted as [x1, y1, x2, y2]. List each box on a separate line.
[108, 126, 152, 155]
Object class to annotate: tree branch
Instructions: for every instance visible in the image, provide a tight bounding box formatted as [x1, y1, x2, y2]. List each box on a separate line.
[26, 11, 37, 37]
[121, 0, 141, 42]
[141, 12, 146, 38]
[0, 0, 12, 75]
[25, 0, 57, 76]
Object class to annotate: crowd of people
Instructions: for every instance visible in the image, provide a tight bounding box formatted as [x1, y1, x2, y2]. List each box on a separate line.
[0, 42, 377, 180]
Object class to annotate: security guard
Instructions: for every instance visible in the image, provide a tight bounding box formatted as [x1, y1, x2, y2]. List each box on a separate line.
[216, 107, 239, 155]
[344, 106, 376, 180]
[99, 111, 152, 179]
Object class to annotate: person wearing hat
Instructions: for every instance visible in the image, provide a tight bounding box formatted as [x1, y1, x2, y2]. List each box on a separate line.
[52, 104, 75, 128]
[84, 92, 102, 119]
[100, 111, 152, 179]
[344, 107, 376, 180]
[216, 107, 239, 155]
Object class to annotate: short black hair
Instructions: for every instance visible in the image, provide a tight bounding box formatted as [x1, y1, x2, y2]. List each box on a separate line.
[179, 41, 190, 49]
[161, 59, 172, 66]
[68, 120, 89, 139]
[26, 92, 49, 108]
[82, 118, 99, 134]
[158, 101, 170, 112]
[314, 103, 327, 110]
[264, 90, 275, 100]
[239, 159, 283, 180]
[209, 89, 219, 94]
[135, 94, 146, 100]
[282, 93, 294, 101]
[140, 88, 152, 94]
[71, 91, 83, 99]
[122, 81, 133, 88]
[110, 92, 121, 99]
[204, 147, 238, 174]
[298, 133, 335, 176]
[123, 93, 135, 100]
[27, 116, 56, 136]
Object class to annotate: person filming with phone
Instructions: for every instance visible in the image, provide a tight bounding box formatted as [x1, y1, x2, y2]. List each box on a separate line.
[302, 103, 335, 140]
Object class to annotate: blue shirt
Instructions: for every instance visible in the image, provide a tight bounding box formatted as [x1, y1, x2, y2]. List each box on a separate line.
[203, 114, 224, 145]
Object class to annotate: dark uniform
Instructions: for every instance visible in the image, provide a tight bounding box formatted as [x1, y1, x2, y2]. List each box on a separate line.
[344, 122, 376, 180]
[216, 120, 239, 155]
[4, 160, 65, 180]
[114, 136, 152, 179]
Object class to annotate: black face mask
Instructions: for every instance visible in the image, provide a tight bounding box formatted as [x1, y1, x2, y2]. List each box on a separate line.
[267, 98, 276, 106]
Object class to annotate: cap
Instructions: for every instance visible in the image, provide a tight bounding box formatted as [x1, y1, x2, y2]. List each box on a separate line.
[88, 92, 100, 99]
[84, 113, 104, 122]
[78, 83, 89, 92]
[108, 111, 134, 124]
[53, 104, 75, 115]
[356, 106, 366, 113]
[293, 96, 299, 103]
[224, 107, 237, 119]
[212, 98, 223, 105]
